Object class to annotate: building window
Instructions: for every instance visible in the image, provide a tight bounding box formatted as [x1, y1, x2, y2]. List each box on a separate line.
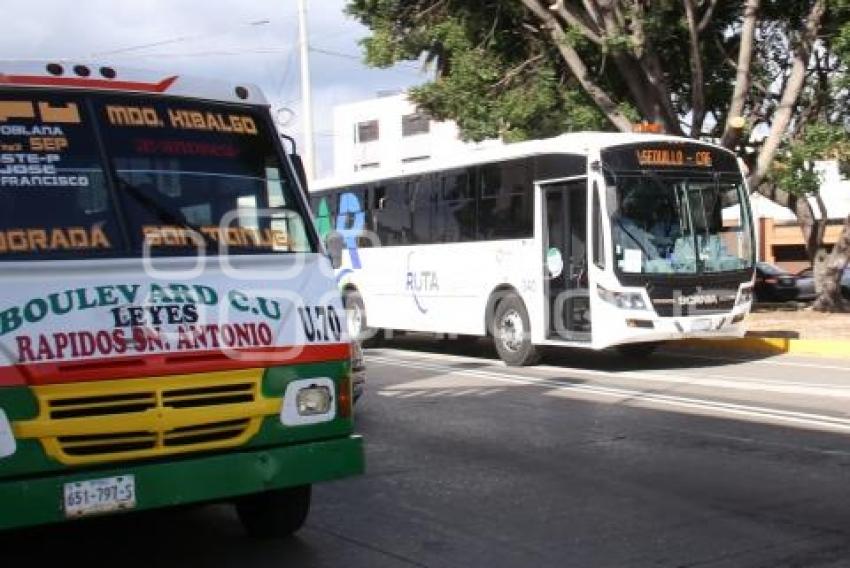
[401, 112, 430, 137]
[356, 120, 379, 143]
[402, 155, 430, 164]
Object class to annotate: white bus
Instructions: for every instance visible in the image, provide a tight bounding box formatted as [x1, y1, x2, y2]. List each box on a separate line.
[311, 133, 756, 365]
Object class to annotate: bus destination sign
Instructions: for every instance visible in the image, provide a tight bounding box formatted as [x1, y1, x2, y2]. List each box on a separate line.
[635, 147, 713, 168]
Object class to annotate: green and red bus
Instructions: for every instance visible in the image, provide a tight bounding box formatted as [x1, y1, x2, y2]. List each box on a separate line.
[0, 61, 363, 535]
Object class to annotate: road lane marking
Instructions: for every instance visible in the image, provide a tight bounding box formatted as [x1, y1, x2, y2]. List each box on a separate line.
[369, 349, 850, 397]
[369, 354, 850, 435]
[659, 350, 850, 372]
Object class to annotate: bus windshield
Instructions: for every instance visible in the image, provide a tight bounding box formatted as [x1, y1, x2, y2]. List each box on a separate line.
[608, 172, 754, 275]
[0, 90, 312, 260]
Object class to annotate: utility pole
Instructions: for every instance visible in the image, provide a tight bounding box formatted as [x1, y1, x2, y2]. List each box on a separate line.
[297, 0, 315, 182]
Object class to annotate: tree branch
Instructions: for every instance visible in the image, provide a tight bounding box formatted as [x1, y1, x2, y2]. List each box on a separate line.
[698, 0, 719, 33]
[491, 53, 545, 90]
[748, 0, 826, 189]
[720, 0, 760, 149]
[520, 0, 634, 132]
[684, 0, 706, 136]
[548, 1, 604, 45]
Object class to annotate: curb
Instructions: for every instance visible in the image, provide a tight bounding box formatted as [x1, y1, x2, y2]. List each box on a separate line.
[674, 337, 850, 359]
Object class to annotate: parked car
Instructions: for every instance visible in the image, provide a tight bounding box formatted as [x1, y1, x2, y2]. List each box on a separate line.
[794, 267, 817, 301]
[754, 262, 798, 302]
[796, 267, 850, 300]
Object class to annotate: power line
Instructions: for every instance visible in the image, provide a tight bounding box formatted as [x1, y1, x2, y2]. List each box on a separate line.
[90, 19, 271, 57]
[105, 47, 293, 59]
[309, 45, 425, 73]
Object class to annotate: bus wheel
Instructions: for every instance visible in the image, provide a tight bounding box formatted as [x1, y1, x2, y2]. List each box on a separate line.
[236, 485, 311, 539]
[615, 342, 660, 359]
[343, 290, 380, 346]
[492, 295, 540, 366]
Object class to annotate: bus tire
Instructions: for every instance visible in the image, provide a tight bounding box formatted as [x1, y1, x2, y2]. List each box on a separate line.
[615, 342, 660, 359]
[492, 294, 540, 366]
[236, 485, 311, 539]
[343, 289, 381, 347]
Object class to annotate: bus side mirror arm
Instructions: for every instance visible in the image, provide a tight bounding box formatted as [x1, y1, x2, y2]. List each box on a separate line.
[325, 232, 344, 269]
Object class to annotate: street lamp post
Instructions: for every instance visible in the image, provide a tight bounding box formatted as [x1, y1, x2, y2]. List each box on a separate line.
[297, 0, 315, 183]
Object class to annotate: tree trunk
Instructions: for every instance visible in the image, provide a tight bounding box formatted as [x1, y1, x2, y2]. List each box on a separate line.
[811, 193, 829, 295]
[720, 0, 760, 149]
[813, 214, 850, 312]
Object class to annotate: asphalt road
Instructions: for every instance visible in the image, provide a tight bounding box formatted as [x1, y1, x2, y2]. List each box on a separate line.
[6, 337, 850, 567]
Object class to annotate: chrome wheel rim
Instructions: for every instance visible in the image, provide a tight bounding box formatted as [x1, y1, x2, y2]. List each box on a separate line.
[498, 309, 524, 352]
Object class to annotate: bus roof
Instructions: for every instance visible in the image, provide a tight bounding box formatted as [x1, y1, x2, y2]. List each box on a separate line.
[312, 132, 737, 191]
[0, 60, 268, 106]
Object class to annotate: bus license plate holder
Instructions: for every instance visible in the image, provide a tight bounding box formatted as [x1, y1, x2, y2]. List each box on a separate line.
[63, 475, 136, 518]
[690, 318, 713, 332]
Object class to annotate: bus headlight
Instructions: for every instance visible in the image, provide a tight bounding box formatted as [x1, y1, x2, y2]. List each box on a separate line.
[297, 385, 333, 415]
[736, 286, 753, 306]
[0, 409, 16, 459]
[280, 378, 337, 425]
[597, 285, 647, 310]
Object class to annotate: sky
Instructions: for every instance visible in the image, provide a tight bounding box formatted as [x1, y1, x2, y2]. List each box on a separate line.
[0, 0, 428, 177]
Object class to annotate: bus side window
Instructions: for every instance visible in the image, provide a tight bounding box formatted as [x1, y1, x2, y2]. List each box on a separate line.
[372, 185, 386, 211]
[435, 169, 475, 243]
[592, 182, 605, 269]
[375, 181, 411, 246]
[410, 175, 436, 245]
[478, 160, 533, 240]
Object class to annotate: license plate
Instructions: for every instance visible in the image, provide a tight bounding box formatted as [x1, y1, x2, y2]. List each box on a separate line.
[63, 475, 136, 518]
[690, 318, 713, 332]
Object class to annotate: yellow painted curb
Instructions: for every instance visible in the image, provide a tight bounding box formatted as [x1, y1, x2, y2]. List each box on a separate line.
[676, 337, 850, 358]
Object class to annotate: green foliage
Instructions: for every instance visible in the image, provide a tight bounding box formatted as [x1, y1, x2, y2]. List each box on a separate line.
[771, 124, 850, 196]
[345, 0, 742, 139]
[345, 0, 849, 185]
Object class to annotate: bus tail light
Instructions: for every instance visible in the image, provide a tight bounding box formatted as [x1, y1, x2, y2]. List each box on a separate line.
[0, 409, 16, 459]
[338, 376, 352, 419]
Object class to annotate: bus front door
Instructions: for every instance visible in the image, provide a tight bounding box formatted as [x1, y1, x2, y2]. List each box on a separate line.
[543, 180, 591, 341]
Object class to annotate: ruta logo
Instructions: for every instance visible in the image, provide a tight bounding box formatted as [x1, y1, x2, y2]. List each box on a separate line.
[405, 252, 439, 314]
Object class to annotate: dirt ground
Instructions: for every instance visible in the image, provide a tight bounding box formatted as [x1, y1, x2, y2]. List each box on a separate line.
[746, 305, 850, 340]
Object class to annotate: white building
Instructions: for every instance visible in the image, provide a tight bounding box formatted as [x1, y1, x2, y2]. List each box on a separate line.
[330, 92, 502, 177]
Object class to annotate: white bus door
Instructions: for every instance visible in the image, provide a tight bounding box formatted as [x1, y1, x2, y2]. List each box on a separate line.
[542, 180, 591, 341]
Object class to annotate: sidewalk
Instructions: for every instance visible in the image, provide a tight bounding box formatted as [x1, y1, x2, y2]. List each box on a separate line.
[745, 306, 850, 340]
[678, 306, 850, 358]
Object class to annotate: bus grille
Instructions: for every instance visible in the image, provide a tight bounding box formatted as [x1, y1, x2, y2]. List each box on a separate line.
[16, 370, 280, 466]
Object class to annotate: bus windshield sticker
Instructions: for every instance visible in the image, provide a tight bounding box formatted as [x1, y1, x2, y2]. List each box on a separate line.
[546, 247, 563, 278]
[623, 248, 642, 273]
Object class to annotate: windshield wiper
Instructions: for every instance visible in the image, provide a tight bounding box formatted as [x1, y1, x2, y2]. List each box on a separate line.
[119, 180, 218, 250]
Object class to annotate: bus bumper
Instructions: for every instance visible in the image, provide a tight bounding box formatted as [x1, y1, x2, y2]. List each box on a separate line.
[591, 311, 749, 349]
[0, 434, 363, 531]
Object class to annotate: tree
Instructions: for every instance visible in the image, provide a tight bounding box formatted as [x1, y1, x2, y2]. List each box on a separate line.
[810, 2, 850, 310]
[346, 0, 850, 309]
